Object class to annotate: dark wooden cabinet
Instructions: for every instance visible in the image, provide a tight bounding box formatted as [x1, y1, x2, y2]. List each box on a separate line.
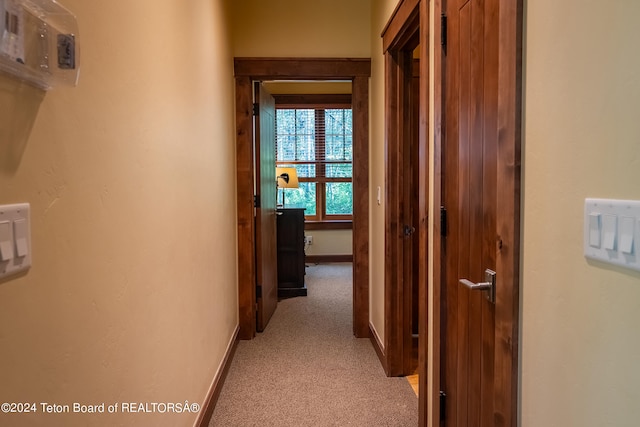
[276, 208, 307, 298]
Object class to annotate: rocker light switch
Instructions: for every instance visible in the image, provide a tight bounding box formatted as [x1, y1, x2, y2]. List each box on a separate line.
[619, 216, 635, 255]
[588, 212, 601, 247]
[0, 203, 31, 281]
[13, 219, 28, 257]
[602, 214, 617, 250]
[0, 221, 12, 262]
[584, 199, 640, 272]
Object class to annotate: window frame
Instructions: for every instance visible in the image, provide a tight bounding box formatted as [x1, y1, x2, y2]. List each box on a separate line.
[274, 94, 353, 228]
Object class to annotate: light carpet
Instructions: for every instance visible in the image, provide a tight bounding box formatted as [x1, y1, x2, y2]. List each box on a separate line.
[210, 263, 418, 426]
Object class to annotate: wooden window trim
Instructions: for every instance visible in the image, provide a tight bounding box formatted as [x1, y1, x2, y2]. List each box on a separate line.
[273, 93, 352, 107]
[305, 220, 352, 231]
[276, 100, 353, 223]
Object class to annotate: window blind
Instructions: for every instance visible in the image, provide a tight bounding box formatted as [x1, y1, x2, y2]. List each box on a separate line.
[275, 108, 352, 182]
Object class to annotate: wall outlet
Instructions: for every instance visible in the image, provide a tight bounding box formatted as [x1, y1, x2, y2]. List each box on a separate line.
[306, 235, 313, 245]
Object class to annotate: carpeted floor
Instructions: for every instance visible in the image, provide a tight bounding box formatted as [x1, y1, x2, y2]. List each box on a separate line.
[210, 263, 418, 426]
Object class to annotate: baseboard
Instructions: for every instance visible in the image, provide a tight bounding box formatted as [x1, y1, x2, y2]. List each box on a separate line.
[369, 322, 388, 374]
[194, 325, 239, 427]
[305, 254, 353, 263]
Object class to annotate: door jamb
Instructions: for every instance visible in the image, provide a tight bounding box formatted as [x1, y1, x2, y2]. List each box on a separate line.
[380, 0, 423, 378]
[431, 0, 523, 425]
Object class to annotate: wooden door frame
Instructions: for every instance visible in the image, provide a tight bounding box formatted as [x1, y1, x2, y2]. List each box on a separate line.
[430, 0, 523, 426]
[234, 58, 371, 340]
[380, 0, 522, 424]
[380, 0, 422, 379]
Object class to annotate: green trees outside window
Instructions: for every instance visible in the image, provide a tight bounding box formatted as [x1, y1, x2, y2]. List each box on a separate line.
[276, 108, 353, 220]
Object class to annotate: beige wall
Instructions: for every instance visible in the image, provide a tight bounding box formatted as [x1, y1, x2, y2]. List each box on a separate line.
[0, 1, 237, 426]
[521, 1, 640, 426]
[305, 230, 352, 257]
[369, 0, 399, 348]
[229, 0, 371, 58]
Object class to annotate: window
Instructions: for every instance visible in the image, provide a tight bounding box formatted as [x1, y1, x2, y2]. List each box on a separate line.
[275, 104, 353, 223]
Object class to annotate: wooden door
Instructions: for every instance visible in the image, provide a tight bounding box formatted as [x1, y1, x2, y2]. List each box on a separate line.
[254, 82, 278, 332]
[441, 0, 520, 425]
[404, 56, 421, 372]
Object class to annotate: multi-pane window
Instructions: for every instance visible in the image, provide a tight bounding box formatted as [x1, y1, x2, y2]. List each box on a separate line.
[276, 107, 353, 221]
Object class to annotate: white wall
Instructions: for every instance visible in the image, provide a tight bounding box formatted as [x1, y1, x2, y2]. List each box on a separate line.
[0, 1, 237, 425]
[521, 1, 640, 426]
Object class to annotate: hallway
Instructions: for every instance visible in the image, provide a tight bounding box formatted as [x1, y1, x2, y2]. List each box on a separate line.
[211, 263, 417, 426]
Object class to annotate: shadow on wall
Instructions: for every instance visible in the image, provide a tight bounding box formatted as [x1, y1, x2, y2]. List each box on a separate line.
[0, 73, 45, 176]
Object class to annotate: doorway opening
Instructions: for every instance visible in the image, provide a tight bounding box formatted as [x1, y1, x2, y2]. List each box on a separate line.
[234, 58, 371, 340]
[380, 0, 425, 380]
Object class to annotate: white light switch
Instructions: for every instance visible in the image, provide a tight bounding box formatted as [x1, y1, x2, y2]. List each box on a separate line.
[0, 221, 12, 262]
[620, 216, 635, 255]
[602, 214, 617, 250]
[584, 199, 640, 272]
[13, 219, 28, 258]
[0, 203, 31, 281]
[588, 213, 601, 247]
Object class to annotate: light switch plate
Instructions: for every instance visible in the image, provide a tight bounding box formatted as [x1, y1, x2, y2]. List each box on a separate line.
[0, 203, 31, 281]
[584, 198, 640, 272]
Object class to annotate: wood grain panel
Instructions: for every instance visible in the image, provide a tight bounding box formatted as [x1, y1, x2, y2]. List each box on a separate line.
[481, 0, 499, 425]
[255, 83, 278, 332]
[234, 58, 371, 79]
[352, 75, 370, 338]
[426, 0, 442, 424]
[273, 94, 352, 107]
[444, 0, 461, 424]
[440, 0, 522, 425]
[381, 0, 420, 52]
[235, 76, 257, 340]
[384, 50, 402, 376]
[494, 0, 523, 424]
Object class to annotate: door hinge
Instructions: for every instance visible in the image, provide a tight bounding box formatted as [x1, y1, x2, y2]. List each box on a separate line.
[252, 102, 259, 116]
[441, 14, 448, 53]
[440, 206, 447, 237]
[254, 195, 260, 208]
[439, 391, 446, 423]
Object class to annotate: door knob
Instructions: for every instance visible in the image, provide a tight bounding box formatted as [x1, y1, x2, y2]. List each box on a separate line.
[403, 225, 416, 236]
[459, 269, 496, 304]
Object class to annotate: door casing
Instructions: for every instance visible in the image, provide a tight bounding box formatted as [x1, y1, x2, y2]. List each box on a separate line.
[380, 0, 522, 425]
[380, 0, 423, 379]
[432, 0, 523, 426]
[234, 58, 371, 340]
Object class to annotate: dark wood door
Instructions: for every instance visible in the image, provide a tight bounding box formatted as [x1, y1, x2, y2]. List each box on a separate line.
[254, 82, 278, 332]
[442, 0, 520, 425]
[403, 56, 421, 373]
